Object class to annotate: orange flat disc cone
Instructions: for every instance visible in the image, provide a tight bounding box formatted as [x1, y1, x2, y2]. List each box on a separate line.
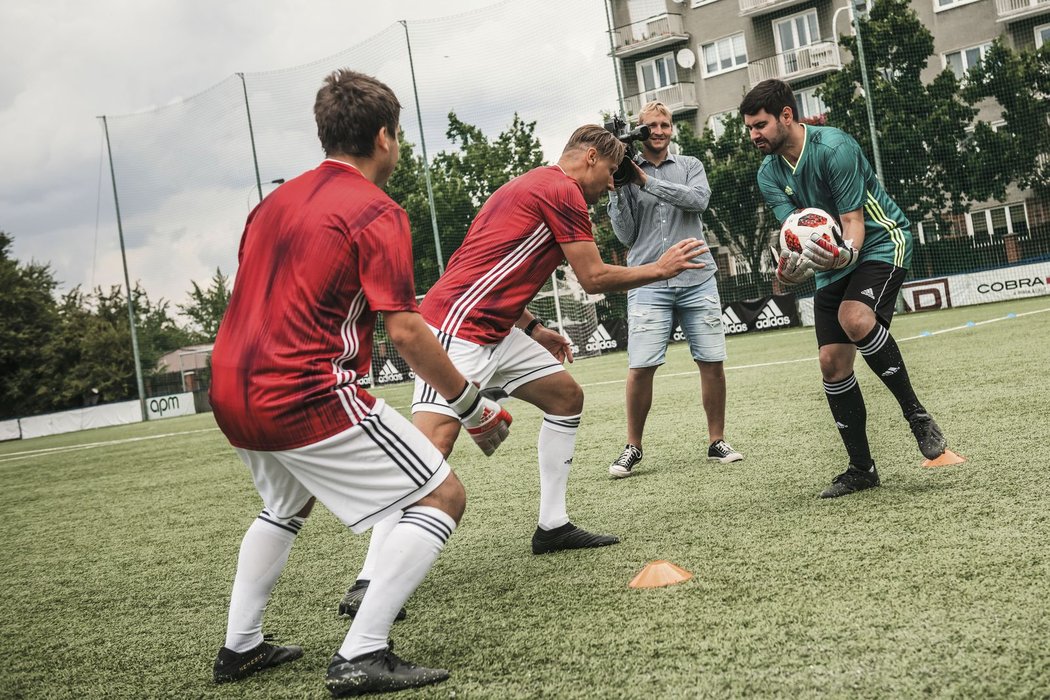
[629, 560, 693, 589]
[922, 449, 966, 468]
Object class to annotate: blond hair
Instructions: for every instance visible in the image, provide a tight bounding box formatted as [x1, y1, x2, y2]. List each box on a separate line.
[638, 101, 672, 124]
[562, 125, 626, 163]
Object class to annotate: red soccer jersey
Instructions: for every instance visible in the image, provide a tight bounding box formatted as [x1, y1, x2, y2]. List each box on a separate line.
[420, 166, 594, 343]
[209, 160, 418, 451]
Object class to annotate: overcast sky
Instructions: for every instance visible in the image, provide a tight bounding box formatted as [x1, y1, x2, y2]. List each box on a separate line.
[1, 0, 622, 313]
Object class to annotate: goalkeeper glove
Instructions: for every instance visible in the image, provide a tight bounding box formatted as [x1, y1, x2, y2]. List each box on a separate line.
[448, 382, 512, 456]
[802, 232, 857, 271]
[772, 247, 814, 286]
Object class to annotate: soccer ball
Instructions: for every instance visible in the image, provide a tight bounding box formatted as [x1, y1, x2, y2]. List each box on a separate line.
[780, 208, 842, 255]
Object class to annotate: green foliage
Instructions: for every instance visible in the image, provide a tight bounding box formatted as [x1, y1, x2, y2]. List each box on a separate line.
[819, 0, 1017, 228]
[0, 231, 60, 419]
[676, 118, 771, 286]
[178, 267, 231, 342]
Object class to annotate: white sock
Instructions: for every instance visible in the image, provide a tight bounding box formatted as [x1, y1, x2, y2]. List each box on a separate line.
[537, 413, 580, 530]
[356, 511, 401, 581]
[339, 505, 456, 660]
[224, 511, 304, 652]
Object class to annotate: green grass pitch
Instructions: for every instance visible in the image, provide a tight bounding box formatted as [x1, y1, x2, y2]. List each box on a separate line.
[2, 297, 1048, 698]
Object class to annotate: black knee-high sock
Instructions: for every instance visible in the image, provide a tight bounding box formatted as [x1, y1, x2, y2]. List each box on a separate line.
[824, 373, 873, 469]
[856, 324, 923, 418]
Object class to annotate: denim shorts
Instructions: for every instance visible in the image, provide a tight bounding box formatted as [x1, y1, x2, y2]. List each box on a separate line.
[627, 277, 727, 368]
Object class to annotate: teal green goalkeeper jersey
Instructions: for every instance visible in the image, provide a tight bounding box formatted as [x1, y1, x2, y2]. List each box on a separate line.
[757, 124, 911, 288]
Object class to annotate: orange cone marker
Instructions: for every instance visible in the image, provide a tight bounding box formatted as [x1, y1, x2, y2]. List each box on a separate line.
[922, 449, 966, 468]
[629, 560, 693, 589]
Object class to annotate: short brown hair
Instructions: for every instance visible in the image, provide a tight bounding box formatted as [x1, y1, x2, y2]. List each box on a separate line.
[739, 79, 798, 121]
[314, 70, 401, 157]
[562, 125, 626, 163]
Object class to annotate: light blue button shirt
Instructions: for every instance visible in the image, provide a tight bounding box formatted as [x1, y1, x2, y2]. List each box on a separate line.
[607, 152, 717, 288]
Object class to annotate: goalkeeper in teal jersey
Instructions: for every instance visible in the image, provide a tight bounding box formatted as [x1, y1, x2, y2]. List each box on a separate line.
[740, 79, 948, 498]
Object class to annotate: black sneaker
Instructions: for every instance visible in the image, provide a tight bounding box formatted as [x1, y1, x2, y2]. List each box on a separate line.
[707, 439, 744, 463]
[819, 464, 881, 499]
[531, 522, 619, 555]
[908, 411, 947, 459]
[325, 646, 449, 697]
[338, 579, 407, 621]
[608, 444, 642, 478]
[213, 639, 303, 683]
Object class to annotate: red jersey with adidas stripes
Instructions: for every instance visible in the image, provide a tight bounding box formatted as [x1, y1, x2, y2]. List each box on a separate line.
[209, 160, 418, 451]
[420, 166, 594, 343]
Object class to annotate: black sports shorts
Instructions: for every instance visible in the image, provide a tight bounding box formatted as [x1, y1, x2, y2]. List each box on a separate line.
[813, 261, 908, 347]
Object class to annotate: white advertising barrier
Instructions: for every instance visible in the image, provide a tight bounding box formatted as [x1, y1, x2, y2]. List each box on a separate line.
[901, 262, 1050, 311]
[798, 297, 815, 326]
[0, 419, 21, 442]
[20, 400, 142, 439]
[145, 392, 196, 420]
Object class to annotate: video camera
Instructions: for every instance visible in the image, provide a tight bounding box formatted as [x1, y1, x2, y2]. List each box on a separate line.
[604, 115, 651, 187]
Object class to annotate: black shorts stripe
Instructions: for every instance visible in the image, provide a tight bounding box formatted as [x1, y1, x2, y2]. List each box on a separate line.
[419, 331, 456, 406]
[358, 415, 428, 487]
[369, 414, 434, 483]
[814, 262, 907, 348]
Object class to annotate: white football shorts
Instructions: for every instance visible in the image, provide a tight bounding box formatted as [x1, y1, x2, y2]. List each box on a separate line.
[234, 399, 450, 534]
[412, 325, 565, 417]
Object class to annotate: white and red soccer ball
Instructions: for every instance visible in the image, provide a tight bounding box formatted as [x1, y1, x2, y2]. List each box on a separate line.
[780, 208, 843, 255]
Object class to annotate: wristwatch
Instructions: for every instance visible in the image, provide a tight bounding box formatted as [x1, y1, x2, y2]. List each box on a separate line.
[524, 318, 543, 336]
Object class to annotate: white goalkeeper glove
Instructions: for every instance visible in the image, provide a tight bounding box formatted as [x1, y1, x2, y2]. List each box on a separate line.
[802, 232, 858, 271]
[772, 247, 814, 286]
[448, 382, 513, 456]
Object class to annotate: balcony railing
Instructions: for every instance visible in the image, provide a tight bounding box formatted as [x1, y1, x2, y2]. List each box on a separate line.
[624, 83, 698, 117]
[612, 13, 689, 58]
[995, 0, 1050, 20]
[738, 0, 812, 17]
[748, 41, 841, 85]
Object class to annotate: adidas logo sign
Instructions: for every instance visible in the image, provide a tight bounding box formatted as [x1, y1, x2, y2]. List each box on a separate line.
[754, 299, 792, 330]
[585, 324, 617, 352]
[835, 421, 848, 429]
[721, 307, 748, 335]
[377, 359, 404, 384]
[861, 288, 875, 300]
[357, 373, 373, 387]
[881, 366, 899, 377]
[672, 324, 686, 342]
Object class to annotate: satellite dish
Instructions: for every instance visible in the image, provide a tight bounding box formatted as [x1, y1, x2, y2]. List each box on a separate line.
[676, 48, 696, 69]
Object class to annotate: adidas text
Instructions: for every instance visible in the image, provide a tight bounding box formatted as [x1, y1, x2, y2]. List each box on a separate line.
[585, 324, 618, 352]
[753, 299, 791, 330]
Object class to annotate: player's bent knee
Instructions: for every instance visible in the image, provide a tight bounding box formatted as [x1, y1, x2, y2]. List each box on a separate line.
[416, 471, 466, 523]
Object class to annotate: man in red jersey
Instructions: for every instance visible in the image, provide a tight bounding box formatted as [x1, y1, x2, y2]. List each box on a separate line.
[336, 125, 709, 617]
[208, 70, 511, 697]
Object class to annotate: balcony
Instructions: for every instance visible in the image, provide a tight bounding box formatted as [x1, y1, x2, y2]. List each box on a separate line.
[624, 83, 698, 117]
[738, 0, 813, 18]
[612, 13, 689, 58]
[748, 41, 842, 85]
[995, 0, 1050, 21]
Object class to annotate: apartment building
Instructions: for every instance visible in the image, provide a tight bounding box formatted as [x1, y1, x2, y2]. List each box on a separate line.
[607, 0, 1049, 257]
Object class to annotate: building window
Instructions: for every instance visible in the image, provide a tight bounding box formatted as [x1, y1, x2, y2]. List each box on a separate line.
[794, 87, 827, 120]
[701, 33, 747, 77]
[708, 111, 734, 139]
[944, 43, 992, 80]
[636, 53, 678, 100]
[774, 10, 820, 75]
[968, 202, 1029, 245]
[934, 0, 981, 11]
[1036, 24, 1050, 49]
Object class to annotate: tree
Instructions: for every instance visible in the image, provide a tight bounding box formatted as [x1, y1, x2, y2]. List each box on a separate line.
[818, 0, 1015, 229]
[0, 231, 61, 419]
[962, 40, 1050, 196]
[178, 267, 231, 341]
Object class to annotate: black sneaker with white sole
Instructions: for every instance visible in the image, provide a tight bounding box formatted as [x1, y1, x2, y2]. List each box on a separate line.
[707, 439, 744, 463]
[608, 444, 642, 478]
[213, 639, 303, 683]
[819, 464, 880, 499]
[337, 579, 407, 621]
[325, 646, 449, 697]
[531, 522, 620, 555]
[907, 411, 947, 460]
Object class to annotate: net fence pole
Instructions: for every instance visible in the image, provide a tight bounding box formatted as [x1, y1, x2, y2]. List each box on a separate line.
[551, 273, 565, 335]
[604, 0, 626, 118]
[237, 72, 264, 204]
[850, 1, 884, 184]
[99, 115, 148, 421]
[400, 19, 445, 274]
